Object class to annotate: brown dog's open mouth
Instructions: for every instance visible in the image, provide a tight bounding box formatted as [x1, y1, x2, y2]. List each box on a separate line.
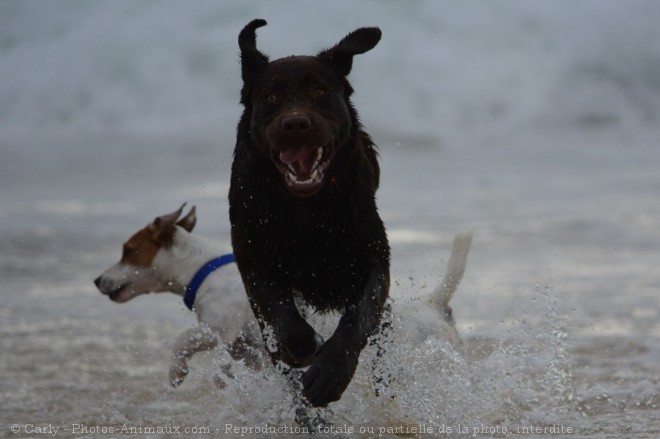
[273, 143, 334, 195]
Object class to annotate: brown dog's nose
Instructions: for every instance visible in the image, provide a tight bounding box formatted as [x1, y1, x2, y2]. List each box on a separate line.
[94, 276, 102, 289]
[281, 115, 311, 133]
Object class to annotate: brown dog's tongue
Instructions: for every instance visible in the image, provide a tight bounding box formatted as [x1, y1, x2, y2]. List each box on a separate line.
[279, 147, 306, 164]
[279, 147, 319, 180]
[280, 147, 318, 175]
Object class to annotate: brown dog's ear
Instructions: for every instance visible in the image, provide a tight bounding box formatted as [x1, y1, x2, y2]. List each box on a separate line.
[318, 27, 381, 77]
[176, 205, 197, 232]
[239, 19, 269, 84]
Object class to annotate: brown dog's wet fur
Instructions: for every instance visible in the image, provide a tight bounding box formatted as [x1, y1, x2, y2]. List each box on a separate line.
[229, 19, 390, 407]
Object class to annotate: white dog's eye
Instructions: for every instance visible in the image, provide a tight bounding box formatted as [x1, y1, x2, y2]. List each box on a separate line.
[122, 245, 138, 260]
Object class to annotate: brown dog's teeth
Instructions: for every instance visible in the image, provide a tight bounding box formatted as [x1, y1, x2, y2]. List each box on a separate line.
[280, 146, 328, 188]
[312, 147, 323, 170]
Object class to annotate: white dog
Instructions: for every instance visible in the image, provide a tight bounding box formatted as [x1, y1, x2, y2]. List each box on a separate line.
[94, 204, 261, 386]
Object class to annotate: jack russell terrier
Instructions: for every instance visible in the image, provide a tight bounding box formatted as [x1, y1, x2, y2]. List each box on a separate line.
[94, 204, 261, 387]
[94, 204, 473, 395]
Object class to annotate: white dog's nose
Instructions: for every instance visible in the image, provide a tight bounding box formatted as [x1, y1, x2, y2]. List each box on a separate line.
[93, 276, 104, 291]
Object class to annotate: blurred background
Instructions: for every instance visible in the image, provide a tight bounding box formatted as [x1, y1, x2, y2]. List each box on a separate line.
[1, 1, 659, 436]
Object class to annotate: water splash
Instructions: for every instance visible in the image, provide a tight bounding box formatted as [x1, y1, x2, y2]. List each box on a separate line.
[191, 284, 583, 436]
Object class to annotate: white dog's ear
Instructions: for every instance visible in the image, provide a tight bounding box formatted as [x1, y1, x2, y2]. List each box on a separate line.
[154, 204, 185, 228]
[150, 203, 186, 245]
[177, 206, 197, 232]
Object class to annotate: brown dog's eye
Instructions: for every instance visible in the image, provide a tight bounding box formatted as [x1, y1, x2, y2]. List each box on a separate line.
[313, 87, 327, 99]
[265, 93, 278, 104]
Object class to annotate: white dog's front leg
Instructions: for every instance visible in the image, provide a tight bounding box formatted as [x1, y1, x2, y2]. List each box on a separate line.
[169, 326, 218, 386]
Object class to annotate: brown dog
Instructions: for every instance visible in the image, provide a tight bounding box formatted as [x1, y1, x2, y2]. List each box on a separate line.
[229, 19, 389, 407]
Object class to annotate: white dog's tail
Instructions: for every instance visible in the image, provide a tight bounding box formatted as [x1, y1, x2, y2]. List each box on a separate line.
[430, 232, 473, 323]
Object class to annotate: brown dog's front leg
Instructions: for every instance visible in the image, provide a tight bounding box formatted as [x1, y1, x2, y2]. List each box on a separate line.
[250, 288, 323, 368]
[302, 268, 388, 407]
[276, 301, 324, 368]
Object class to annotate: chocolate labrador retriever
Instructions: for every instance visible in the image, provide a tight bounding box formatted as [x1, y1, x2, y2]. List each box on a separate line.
[229, 19, 389, 407]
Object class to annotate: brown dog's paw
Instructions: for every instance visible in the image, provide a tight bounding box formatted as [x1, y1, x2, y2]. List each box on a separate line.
[278, 319, 324, 368]
[301, 344, 358, 407]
